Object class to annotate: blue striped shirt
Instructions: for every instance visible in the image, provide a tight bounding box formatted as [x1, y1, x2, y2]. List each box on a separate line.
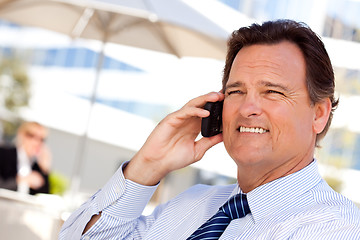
[59, 160, 360, 239]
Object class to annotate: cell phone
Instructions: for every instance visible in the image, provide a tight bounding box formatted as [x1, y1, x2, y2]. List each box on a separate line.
[201, 101, 223, 137]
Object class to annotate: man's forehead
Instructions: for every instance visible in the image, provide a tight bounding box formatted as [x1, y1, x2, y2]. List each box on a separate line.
[27, 125, 47, 135]
[227, 42, 306, 85]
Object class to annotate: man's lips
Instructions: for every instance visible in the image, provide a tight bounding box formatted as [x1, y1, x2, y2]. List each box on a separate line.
[237, 126, 269, 134]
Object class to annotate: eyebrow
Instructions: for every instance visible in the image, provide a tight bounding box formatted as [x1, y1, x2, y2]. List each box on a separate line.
[260, 80, 290, 92]
[225, 81, 244, 90]
[225, 80, 290, 92]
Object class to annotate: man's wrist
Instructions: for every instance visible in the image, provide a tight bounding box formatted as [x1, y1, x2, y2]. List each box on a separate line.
[123, 156, 165, 186]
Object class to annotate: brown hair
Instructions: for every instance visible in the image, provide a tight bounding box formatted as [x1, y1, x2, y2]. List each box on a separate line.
[222, 19, 338, 146]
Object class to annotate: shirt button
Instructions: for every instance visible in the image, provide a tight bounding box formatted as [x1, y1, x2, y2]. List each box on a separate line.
[115, 186, 121, 193]
[111, 201, 117, 206]
[83, 236, 90, 240]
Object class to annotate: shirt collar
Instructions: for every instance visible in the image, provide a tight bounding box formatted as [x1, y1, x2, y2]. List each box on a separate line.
[246, 159, 322, 223]
[16, 147, 32, 174]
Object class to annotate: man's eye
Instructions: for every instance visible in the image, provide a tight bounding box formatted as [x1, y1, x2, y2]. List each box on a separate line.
[267, 90, 285, 96]
[227, 90, 243, 95]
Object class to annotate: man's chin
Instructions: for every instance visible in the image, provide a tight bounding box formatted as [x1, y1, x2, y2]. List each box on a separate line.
[232, 154, 268, 166]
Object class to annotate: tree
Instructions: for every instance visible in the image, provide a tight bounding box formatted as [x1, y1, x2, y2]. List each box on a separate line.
[0, 56, 31, 141]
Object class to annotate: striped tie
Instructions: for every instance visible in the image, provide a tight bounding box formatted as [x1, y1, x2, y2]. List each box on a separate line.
[186, 193, 250, 240]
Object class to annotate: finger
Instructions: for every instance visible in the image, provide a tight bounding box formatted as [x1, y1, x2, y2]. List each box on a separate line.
[194, 133, 223, 161]
[185, 92, 224, 108]
[165, 106, 209, 128]
[178, 106, 210, 119]
[167, 92, 224, 125]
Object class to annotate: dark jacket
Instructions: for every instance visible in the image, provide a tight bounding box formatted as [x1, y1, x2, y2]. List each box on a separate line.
[0, 145, 49, 195]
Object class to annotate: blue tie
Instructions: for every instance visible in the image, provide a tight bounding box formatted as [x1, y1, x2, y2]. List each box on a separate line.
[186, 193, 250, 240]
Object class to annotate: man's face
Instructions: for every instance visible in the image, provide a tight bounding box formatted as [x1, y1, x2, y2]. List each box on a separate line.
[222, 41, 318, 172]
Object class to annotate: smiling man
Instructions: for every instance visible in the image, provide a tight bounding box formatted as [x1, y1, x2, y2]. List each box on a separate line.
[60, 20, 360, 239]
[222, 41, 322, 193]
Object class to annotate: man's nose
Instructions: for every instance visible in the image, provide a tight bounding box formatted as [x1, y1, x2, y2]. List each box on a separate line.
[238, 93, 262, 118]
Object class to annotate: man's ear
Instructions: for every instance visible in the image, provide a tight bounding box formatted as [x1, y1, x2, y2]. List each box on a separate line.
[313, 98, 332, 134]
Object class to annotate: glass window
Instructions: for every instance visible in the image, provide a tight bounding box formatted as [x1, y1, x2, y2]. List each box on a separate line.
[84, 49, 97, 68]
[44, 49, 58, 67]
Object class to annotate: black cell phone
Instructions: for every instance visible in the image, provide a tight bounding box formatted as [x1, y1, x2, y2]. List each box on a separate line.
[201, 101, 223, 137]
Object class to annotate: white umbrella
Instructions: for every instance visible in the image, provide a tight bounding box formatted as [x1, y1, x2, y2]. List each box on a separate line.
[0, 0, 230, 59]
[0, 0, 249, 195]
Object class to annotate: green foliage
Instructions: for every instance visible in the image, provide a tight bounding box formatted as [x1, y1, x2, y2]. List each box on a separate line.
[316, 128, 357, 193]
[0, 57, 31, 139]
[49, 172, 69, 196]
[324, 176, 343, 192]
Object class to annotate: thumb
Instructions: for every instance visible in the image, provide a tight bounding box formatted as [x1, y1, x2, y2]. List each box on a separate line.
[194, 133, 223, 161]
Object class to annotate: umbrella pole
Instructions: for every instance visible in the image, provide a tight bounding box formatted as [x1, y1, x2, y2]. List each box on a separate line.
[68, 41, 106, 202]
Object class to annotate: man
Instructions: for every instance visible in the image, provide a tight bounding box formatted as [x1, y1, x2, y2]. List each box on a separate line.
[60, 20, 360, 239]
[0, 121, 51, 195]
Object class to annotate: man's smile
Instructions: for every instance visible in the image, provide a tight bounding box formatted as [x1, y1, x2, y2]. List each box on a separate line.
[237, 126, 269, 134]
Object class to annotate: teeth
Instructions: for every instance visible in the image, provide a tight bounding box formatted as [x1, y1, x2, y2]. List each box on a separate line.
[239, 126, 268, 133]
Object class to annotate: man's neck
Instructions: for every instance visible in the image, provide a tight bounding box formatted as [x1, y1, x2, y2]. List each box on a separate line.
[236, 156, 314, 193]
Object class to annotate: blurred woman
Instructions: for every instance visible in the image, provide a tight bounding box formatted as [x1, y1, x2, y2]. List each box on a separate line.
[0, 121, 51, 195]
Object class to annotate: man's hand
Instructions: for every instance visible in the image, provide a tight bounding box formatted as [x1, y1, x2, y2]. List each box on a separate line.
[124, 92, 224, 186]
